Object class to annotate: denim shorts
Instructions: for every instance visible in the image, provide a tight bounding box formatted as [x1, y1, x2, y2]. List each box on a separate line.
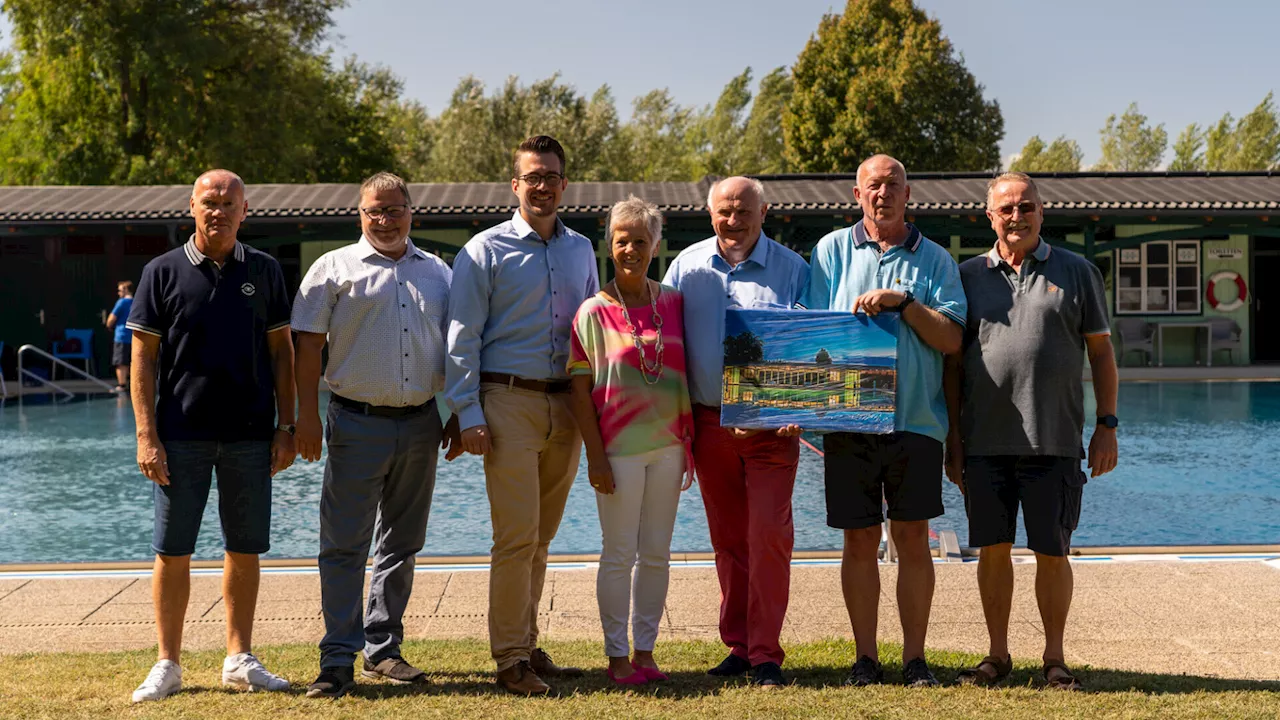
[152, 440, 273, 556]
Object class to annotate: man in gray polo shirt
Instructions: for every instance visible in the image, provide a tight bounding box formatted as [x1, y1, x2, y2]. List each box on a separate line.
[944, 172, 1118, 691]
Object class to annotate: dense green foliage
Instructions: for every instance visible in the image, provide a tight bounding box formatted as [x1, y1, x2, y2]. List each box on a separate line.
[1009, 136, 1084, 173]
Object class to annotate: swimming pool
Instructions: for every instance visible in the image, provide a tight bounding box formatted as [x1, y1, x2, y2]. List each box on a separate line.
[1, 382, 1278, 564]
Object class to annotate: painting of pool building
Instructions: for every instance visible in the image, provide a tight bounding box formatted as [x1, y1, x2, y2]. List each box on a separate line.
[720, 308, 899, 433]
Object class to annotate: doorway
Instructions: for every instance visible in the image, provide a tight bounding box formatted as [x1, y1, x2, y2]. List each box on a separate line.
[1252, 250, 1280, 364]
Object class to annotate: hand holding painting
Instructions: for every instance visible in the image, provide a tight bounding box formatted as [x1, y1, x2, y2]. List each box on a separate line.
[851, 288, 908, 316]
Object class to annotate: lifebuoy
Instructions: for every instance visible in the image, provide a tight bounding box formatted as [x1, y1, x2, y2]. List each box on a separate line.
[1206, 270, 1247, 312]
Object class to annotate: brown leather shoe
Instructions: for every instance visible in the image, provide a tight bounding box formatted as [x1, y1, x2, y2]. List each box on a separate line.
[530, 647, 583, 678]
[496, 661, 550, 696]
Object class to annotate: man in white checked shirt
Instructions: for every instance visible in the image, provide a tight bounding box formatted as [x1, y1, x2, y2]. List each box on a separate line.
[291, 172, 462, 699]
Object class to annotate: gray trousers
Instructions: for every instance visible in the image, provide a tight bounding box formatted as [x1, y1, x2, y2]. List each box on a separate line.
[318, 400, 442, 669]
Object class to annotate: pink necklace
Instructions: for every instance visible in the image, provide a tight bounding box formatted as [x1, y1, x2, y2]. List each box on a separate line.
[616, 280, 665, 385]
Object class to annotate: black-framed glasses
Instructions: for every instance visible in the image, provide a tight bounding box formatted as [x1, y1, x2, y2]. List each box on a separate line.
[517, 173, 564, 187]
[993, 202, 1038, 218]
[360, 205, 408, 220]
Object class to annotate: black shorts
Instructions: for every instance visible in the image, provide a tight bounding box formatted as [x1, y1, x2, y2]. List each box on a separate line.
[822, 432, 944, 529]
[111, 342, 131, 366]
[964, 455, 1086, 557]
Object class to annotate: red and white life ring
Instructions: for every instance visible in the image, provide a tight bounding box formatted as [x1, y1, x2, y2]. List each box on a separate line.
[1206, 271, 1247, 312]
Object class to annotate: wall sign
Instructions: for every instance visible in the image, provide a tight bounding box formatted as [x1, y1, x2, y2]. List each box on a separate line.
[1208, 247, 1243, 260]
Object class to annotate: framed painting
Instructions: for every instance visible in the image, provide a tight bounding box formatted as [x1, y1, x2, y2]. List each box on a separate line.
[720, 308, 898, 433]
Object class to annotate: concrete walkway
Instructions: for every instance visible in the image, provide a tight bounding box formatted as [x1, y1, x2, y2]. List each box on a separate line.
[1, 559, 1278, 681]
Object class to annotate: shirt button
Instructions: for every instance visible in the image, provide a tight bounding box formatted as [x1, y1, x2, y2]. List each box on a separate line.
[402, 303, 406, 308]
[404, 353, 408, 357]
[403, 328, 408, 332]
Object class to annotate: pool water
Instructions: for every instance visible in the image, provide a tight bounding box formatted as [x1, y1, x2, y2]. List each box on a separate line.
[1, 382, 1278, 564]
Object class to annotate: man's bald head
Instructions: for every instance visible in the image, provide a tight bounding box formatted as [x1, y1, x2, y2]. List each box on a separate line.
[856, 154, 907, 186]
[189, 169, 248, 246]
[192, 169, 245, 198]
[707, 176, 766, 209]
[853, 154, 910, 231]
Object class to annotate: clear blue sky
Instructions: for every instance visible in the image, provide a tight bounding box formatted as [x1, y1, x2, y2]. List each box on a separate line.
[4, 1, 1277, 168]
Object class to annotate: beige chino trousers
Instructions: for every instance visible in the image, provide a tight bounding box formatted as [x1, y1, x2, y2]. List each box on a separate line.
[480, 382, 582, 671]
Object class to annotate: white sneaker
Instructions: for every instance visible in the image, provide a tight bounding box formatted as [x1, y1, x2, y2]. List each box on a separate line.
[132, 659, 182, 703]
[222, 652, 290, 692]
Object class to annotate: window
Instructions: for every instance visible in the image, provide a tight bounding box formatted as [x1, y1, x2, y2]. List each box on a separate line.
[1115, 240, 1200, 314]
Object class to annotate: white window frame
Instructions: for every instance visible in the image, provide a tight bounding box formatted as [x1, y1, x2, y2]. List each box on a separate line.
[1114, 240, 1201, 315]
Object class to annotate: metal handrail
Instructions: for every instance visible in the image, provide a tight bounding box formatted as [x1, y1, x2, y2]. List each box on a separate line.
[16, 344, 117, 401]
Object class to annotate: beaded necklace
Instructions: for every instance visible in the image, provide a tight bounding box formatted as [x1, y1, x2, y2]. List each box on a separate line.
[615, 279, 664, 385]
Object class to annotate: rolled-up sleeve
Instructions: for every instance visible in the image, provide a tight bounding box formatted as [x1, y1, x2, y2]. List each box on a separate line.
[125, 262, 165, 337]
[290, 256, 336, 334]
[445, 241, 492, 430]
[929, 255, 968, 328]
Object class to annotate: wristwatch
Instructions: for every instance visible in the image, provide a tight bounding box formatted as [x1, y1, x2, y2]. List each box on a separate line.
[1096, 415, 1119, 429]
[898, 290, 916, 311]
[276, 423, 297, 436]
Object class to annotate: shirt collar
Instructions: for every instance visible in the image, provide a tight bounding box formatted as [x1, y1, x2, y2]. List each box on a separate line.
[853, 220, 923, 252]
[985, 238, 1051, 269]
[184, 235, 244, 266]
[357, 234, 426, 262]
[511, 210, 565, 243]
[711, 231, 771, 268]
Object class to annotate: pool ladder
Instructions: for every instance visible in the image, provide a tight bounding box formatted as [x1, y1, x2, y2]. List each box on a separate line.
[13, 344, 117, 401]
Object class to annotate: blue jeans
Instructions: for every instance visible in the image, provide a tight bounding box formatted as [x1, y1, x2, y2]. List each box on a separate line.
[318, 401, 442, 669]
[152, 440, 272, 556]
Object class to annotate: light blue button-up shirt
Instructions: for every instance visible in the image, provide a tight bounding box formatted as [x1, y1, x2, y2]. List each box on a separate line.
[446, 211, 600, 430]
[804, 221, 966, 443]
[662, 233, 810, 407]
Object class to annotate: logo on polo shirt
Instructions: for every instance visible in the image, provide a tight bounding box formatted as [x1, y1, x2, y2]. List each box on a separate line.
[241, 283, 256, 296]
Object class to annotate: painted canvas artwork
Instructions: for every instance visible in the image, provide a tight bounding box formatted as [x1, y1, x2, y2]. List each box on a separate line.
[720, 308, 899, 433]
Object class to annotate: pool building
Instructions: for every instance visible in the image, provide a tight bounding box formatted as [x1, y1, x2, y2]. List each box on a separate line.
[0, 171, 1277, 383]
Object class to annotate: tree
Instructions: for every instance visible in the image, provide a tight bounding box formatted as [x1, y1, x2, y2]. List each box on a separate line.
[737, 67, 793, 175]
[814, 348, 832, 365]
[0, 0, 419, 185]
[1169, 123, 1205, 171]
[688, 68, 753, 178]
[1202, 93, 1280, 171]
[724, 331, 764, 365]
[1009, 135, 1083, 172]
[616, 89, 697, 181]
[783, 0, 1003, 172]
[1096, 103, 1167, 171]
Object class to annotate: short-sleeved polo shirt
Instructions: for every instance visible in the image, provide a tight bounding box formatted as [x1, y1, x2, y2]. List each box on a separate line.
[110, 296, 133, 343]
[804, 222, 967, 443]
[958, 240, 1110, 458]
[127, 238, 292, 442]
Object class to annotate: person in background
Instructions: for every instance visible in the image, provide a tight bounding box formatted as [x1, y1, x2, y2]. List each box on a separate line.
[445, 135, 599, 696]
[127, 169, 295, 703]
[662, 176, 808, 689]
[291, 171, 461, 699]
[106, 280, 134, 392]
[567, 195, 694, 686]
[946, 172, 1118, 691]
[804, 154, 966, 689]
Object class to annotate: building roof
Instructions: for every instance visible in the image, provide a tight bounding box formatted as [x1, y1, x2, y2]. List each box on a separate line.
[0, 172, 1276, 223]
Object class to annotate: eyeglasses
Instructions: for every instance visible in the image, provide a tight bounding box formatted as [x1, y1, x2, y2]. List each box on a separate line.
[517, 173, 564, 188]
[992, 202, 1038, 218]
[360, 205, 408, 220]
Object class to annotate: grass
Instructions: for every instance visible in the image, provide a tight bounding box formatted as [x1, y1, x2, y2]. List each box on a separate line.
[5, 639, 1280, 719]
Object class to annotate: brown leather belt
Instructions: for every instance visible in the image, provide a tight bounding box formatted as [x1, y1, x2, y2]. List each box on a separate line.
[480, 372, 571, 394]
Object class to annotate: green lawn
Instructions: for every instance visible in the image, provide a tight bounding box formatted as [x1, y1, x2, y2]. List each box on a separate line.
[6, 639, 1279, 719]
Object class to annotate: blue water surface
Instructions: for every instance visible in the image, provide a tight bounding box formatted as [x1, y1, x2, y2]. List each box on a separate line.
[1, 382, 1277, 563]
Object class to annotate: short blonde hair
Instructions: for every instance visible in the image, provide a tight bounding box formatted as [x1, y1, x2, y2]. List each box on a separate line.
[606, 195, 663, 245]
[360, 171, 412, 206]
[986, 172, 1040, 208]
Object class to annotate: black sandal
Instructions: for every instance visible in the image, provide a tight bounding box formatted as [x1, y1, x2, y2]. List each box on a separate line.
[1043, 661, 1082, 691]
[956, 655, 1012, 686]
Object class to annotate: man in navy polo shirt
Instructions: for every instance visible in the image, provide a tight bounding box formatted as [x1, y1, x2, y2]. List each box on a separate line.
[804, 154, 967, 689]
[126, 169, 297, 703]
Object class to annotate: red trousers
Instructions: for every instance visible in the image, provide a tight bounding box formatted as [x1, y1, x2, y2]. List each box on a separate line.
[693, 405, 799, 667]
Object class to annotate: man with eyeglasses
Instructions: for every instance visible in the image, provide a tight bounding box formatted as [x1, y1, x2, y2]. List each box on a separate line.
[803, 154, 966, 689]
[292, 172, 461, 699]
[446, 135, 599, 695]
[943, 172, 1117, 691]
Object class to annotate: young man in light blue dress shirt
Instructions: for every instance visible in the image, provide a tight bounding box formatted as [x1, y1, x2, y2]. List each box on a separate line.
[445, 136, 599, 696]
[804, 155, 967, 689]
[663, 176, 809, 689]
[292, 172, 461, 699]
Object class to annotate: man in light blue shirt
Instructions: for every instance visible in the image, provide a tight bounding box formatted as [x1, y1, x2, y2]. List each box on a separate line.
[804, 154, 966, 689]
[662, 176, 808, 689]
[445, 136, 599, 696]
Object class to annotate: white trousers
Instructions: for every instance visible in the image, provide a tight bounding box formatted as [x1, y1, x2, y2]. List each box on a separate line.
[595, 444, 685, 657]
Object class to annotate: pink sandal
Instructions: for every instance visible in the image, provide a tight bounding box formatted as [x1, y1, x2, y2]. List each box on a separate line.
[607, 667, 648, 685]
[631, 660, 668, 682]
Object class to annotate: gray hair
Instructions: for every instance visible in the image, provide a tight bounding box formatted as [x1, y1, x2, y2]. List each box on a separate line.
[606, 195, 663, 245]
[706, 176, 766, 208]
[360, 171, 412, 206]
[986, 172, 1040, 208]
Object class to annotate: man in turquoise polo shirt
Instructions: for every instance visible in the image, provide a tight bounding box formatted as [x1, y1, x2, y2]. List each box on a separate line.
[804, 154, 966, 688]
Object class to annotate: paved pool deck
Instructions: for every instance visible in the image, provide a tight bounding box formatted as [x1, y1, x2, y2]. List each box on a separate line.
[2, 557, 1278, 681]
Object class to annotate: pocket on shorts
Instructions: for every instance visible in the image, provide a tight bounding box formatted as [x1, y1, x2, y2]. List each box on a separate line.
[1060, 466, 1087, 532]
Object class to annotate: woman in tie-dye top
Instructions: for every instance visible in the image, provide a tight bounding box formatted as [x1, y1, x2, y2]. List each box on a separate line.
[567, 196, 693, 686]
